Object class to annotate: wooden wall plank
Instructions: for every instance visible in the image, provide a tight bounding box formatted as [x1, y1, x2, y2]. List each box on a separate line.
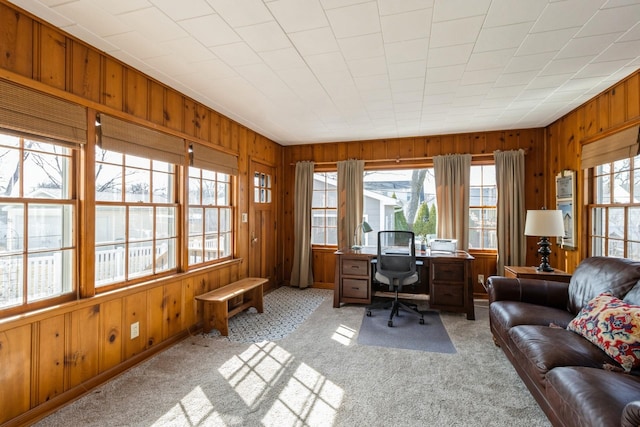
[102, 57, 123, 111]
[99, 299, 123, 373]
[627, 74, 639, 121]
[37, 315, 65, 405]
[0, 324, 31, 423]
[124, 291, 147, 359]
[68, 305, 100, 388]
[164, 282, 183, 339]
[0, 3, 33, 77]
[164, 89, 183, 131]
[610, 82, 626, 126]
[147, 287, 164, 348]
[148, 80, 165, 126]
[124, 68, 148, 119]
[38, 25, 66, 90]
[70, 41, 100, 102]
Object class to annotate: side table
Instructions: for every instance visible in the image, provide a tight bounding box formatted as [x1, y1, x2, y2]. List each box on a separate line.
[504, 265, 571, 283]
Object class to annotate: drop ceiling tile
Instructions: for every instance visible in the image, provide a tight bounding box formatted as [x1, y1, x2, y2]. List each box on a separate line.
[432, 0, 490, 22]
[151, 0, 213, 21]
[390, 77, 424, 93]
[52, 1, 130, 37]
[63, 24, 120, 53]
[483, 0, 546, 28]
[595, 39, 640, 62]
[461, 68, 503, 85]
[145, 54, 194, 77]
[529, 0, 602, 33]
[306, 51, 349, 74]
[425, 81, 458, 95]
[427, 43, 474, 67]
[104, 31, 165, 59]
[385, 38, 430, 63]
[504, 52, 556, 73]
[430, 16, 484, 48]
[494, 71, 538, 87]
[180, 14, 241, 47]
[556, 33, 621, 59]
[95, 0, 151, 15]
[380, 9, 431, 43]
[575, 4, 640, 37]
[388, 61, 427, 80]
[354, 75, 390, 91]
[236, 21, 291, 52]
[516, 27, 580, 56]
[466, 49, 517, 71]
[378, 0, 433, 16]
[207, 0, 273, 27]
[539, 56, 593, 76]
[260, 48, 306, 70]
[320, 0, 366, 9]
[474, 22, 533, 52]
[210, 42, 262, 66]
[338, 33, 385, 60]
[326, 1, 380, 38]
[525, 73, 573, 90]
[289, 27, 339, 56]
[348, 56, 388, 77]
[620, 21, 640, 42]
[118, 7, 187, 42]
[267, 0, 328, 33]
[426, 64, 465, 82]
[455, 83, 492, 97]
[158, 37, 216, 63]
[575, 59, 633, 78]
[193, 59, 238, 80]
[392, 90, 423, 103]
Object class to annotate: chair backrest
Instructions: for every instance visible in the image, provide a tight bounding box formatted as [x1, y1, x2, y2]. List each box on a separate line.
[376, 230, 416, 282]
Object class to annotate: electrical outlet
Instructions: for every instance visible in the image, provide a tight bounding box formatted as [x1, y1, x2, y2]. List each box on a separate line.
[478, 274, 484, 285]
[130, 321, 139, 339]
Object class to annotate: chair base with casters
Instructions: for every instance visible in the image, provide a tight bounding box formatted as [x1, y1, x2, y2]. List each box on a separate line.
[366, 273, 425, 327]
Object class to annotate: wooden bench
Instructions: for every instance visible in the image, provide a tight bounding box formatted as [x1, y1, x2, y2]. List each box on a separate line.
[195, 277, 267, 336]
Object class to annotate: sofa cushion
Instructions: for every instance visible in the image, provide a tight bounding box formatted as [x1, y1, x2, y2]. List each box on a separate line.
[490, 300, 575, 331]
[568, 256, 640, 314]
[546, 366, 640, 427]
[508, 325, 618, 387]
[568, 293, 640, 372]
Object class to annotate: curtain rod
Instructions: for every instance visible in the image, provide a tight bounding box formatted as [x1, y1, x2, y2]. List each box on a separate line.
[290, 152, 505, 166]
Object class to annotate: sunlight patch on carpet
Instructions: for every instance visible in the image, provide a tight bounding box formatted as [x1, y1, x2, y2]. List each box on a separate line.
[204, 286, 331, 343]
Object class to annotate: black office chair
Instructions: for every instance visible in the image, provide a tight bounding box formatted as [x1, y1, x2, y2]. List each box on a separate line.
[366, 230, 424, 327]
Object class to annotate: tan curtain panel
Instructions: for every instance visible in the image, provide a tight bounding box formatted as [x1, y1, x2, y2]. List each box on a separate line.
[190, 142, 238, 175]
[0, 79, 87, 145]
[290, 161, 314, 288]
[434, 153, 471, 250]
[581, 125, 640, 169]
[337, 159, 364, 249]
[494, 149, 526, 275]
[99, 114, 185, 164]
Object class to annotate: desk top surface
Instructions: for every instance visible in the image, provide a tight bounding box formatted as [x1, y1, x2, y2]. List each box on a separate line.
[335, 247, 474, 260]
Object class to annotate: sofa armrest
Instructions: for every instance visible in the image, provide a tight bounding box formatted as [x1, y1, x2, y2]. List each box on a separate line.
[487, 276, 570, 310]
[622, 401, 640, 427]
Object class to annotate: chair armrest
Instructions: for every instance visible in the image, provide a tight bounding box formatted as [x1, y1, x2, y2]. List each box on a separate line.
[622, 401, 640, 427]
[486, 276, 570, 311]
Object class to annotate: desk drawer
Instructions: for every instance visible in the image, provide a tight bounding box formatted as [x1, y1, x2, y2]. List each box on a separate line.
[342, 278, 369, 298]
[342, 259, 369, 276]
[432, 262, 464, 282]
[431, 284, 463, 307]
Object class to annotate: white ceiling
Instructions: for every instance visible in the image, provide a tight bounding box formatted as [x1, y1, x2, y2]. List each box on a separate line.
[9, 0, 640, 146]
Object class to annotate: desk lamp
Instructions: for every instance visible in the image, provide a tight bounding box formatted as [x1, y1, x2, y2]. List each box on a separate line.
[524, 209, 565, 272]
[352, 220, 373, 250]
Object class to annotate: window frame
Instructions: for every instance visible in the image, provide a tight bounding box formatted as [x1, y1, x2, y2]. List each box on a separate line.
[311, 171, 338, 247]
[469, 164, 498, 251]
[588, 155, 640, 260]
[0, 131, 78, 314]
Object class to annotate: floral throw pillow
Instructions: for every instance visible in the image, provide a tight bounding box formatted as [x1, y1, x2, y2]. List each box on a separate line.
[567, 292, 640, 372]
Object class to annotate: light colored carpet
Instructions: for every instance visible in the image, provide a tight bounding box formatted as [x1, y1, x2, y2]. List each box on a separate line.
[36, 287, 550, 427]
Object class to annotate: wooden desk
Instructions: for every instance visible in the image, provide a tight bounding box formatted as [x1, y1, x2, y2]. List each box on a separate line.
[504, 265, 571, 283]
[334, 248, 475, 320]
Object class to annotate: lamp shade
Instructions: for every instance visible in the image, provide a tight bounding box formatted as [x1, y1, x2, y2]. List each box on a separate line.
[524, 210, 564, 237]
[361, 221, 373, 233]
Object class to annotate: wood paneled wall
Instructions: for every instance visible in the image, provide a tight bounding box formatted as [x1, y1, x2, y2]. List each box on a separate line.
[0, 2, 282, 425]
[282, 129, 546, 290]
[546, 70, 640, 273]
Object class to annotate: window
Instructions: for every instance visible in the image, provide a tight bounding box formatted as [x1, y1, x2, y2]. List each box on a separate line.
[188, 167, 232, 265]
[312, 172, 337, 245]
[254, 171, 272, 203]
[363, 169, 437, 247]
[95, 148, 177, 287]
[0, 132, 75, 310]
[590, 155, 640, 260]
[469, 165, 497, 249]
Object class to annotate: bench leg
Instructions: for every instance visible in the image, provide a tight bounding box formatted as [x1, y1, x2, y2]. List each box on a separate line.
[212, 301, 229, 336]
[251, 286, 264, 313]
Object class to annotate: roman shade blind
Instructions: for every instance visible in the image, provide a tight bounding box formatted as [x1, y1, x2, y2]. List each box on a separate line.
[0, 79, 87, 144]
[581, 125, 640, 169]
[190, 142, 238, 175]
[98, 114, 185, 164]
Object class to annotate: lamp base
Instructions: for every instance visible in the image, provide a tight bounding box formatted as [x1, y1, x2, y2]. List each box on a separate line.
[536, 236, 554, 272]
[351, 245, 362, 250]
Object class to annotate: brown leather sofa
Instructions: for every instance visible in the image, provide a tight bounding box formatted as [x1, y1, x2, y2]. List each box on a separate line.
[487, 256, 640, 427]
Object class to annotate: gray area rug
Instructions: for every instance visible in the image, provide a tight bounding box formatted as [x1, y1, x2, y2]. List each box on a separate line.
[358, 309, 456, 353]
[36, 290, 550, 427]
